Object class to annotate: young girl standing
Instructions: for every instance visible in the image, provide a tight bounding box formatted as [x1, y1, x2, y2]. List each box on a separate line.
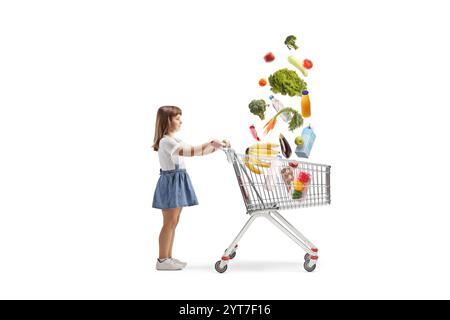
[152, 106, 230, 271]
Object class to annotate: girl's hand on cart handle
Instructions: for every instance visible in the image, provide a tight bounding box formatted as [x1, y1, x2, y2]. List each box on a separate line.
[211, 139, 224, 149]
[222, 140, 231, 148]
[211, 139, 231, 149]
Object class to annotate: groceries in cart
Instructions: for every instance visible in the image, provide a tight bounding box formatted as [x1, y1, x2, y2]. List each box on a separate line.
[280, 167, 294, 192]
[252, 158, 271, 169]
[295, 125, 316, 159]
[243, 156, 263, 174]
[280, 166, 311, 200]
[298, 171, 310, 183]
[264, 169, 275, 191]
[292, 171, 311, 200]
[288, 161, 299, 168]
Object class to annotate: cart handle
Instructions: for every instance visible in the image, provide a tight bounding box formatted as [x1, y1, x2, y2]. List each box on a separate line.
[221, 146, 234, 163]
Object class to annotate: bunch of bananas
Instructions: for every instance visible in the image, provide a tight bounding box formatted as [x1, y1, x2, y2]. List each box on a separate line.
[246, 143, 280, 157]
[244, 143, 280, 174]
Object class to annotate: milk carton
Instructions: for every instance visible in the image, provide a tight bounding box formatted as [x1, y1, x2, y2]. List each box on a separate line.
[295, 126, 316, 158]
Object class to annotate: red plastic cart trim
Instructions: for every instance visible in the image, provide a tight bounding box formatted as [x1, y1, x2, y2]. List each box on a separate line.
[312, 248, 318, 253]
[221, 256, 230, 261]
[311, 256, 318, 260]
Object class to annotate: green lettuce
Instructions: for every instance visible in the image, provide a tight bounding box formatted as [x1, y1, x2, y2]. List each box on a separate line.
[268, 68, 307, 97]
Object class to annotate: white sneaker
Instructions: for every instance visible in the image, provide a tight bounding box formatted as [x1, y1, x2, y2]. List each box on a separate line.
[156, 258, 184, 271]
[171, 258, 187, 268]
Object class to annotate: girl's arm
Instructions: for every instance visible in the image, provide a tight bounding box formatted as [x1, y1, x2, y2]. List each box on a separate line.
[176, 140, 226, 157]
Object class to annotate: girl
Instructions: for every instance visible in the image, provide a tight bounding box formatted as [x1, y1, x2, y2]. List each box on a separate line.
[152, 106, 230, 271]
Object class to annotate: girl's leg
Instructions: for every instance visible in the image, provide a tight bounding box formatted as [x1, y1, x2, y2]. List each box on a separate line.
[159, 208, 181, 259]
[168, 208, 182, 258]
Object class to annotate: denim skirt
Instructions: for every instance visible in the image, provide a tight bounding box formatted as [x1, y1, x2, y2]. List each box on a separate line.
[152, 167, 199, 209]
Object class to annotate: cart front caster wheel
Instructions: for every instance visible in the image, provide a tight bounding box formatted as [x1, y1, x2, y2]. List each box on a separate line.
[303, 260, 316, 272]
[215, 261, 228, 273]
[304, 253, 311, 261]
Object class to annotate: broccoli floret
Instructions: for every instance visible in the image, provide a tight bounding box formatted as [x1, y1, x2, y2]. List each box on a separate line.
[248, 99, 267, 120]
[284, 35, 299, 50]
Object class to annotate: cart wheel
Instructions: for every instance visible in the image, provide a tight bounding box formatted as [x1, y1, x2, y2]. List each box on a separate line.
[304, 253, 311, 261]
[215, 261, 228, 273]
[224, 250, 236, 260]
[303, 260, 316, 272]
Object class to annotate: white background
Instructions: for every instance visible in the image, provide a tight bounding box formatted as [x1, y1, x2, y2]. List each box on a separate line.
[1, 0, 450, 299]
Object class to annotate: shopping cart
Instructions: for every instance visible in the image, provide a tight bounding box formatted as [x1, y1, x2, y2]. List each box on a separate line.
[215, 147, 331, 273]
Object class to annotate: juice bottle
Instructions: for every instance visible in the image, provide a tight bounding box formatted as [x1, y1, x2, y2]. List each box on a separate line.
[301, 90, 311, 118]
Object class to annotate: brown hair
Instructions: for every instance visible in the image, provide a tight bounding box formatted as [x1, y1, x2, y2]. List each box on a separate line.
[152, 106, 182, 151]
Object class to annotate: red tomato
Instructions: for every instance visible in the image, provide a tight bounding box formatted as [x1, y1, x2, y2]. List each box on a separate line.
[264, 52, 275, 62]
[259, 78, 267, 86]
[303, 59, 313, 69]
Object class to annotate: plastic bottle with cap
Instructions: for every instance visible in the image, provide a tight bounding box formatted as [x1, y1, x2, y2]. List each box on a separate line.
[269, 95, 291, 122]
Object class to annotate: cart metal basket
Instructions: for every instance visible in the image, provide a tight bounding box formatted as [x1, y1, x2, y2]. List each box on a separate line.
[215, 148, 331, 273]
